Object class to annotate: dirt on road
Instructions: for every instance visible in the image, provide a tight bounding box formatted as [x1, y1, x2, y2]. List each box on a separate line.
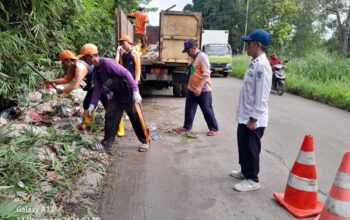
[94, 77, 350, 220]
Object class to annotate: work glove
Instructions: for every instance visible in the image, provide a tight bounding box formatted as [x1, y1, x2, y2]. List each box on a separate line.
[133, 91, 142, 104]
[56, 88, 64, 94]
[44, 80, 54, 90]
[88, 104, 96, 117]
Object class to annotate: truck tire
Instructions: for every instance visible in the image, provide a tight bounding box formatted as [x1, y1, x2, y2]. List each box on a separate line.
[139, 83, 145, 97]
[223, 72, 229, 77]
[173, 84, 181, 97]
[181, 84, 188, 97]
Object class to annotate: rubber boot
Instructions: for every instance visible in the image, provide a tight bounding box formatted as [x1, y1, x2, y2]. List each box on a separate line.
[78, 110, 95, 131]
[141, 47, 147, 56]
[117, 118, 125, 137]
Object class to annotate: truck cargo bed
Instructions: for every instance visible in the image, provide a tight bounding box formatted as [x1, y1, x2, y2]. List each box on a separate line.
[115, 8, 202, 64]
[115, 8, 202, 97]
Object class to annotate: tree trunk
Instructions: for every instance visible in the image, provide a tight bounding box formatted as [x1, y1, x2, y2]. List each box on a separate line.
[329, 0, 350, 56]
[341, 3, 350, 56]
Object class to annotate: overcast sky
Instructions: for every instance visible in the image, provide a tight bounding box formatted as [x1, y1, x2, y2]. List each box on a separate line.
[147, 0, 193, 25]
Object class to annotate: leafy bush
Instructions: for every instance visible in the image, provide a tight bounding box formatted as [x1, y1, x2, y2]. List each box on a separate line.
[0, 0, 143, 103]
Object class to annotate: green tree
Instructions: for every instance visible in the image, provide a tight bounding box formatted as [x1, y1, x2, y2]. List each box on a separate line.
[184, 0, 248, 52]
[249, 0, 300, 50]
[114, 0, 152, 13]
[319, 0, 350, 56]
[287, 0, 324, 57]
[183, 0, 300, 53]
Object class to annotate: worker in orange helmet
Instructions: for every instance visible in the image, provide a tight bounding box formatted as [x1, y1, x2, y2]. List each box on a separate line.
[79, 43, 150, 152]
[45, 49, 109, 130]
[128, 4, 149, 55]
[118, 35, 141, 84]
[115, 35, 142, 137]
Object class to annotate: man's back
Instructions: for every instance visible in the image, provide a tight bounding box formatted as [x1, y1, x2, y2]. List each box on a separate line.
[128, 11, 148, 35]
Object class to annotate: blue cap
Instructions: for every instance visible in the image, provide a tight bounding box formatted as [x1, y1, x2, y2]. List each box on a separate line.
[182, 39, 198, 53]
[240, 29, 272, 47]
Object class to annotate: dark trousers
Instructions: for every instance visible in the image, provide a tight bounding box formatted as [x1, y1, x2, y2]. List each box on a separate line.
[83, 89, 109, 110]
[183, 91, 218, 131]
[237, 123, 265, 182]
[102, 96, 149, 148]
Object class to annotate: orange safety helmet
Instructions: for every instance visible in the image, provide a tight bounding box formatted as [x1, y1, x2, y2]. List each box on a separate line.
[58, 50, 77, 61]
[118, 35, 131, 43]
[79, 43, 99, 57]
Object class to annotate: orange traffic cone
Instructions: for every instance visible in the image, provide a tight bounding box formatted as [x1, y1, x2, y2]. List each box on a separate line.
[315, 152, 350, 220]
[274, 135, 324, 218]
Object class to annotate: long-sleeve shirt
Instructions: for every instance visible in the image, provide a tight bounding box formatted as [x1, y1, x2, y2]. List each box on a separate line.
[91, 58, 139, 105]
[236, 53, 272, 127]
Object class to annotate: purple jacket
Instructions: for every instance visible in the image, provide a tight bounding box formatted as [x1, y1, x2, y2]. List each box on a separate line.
[91, 58, 138, 105]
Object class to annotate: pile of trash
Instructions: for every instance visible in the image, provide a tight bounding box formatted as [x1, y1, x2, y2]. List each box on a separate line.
[143, 43, 159, 60]
[0, 89, 86, 128]
[0, 88, 108, 218]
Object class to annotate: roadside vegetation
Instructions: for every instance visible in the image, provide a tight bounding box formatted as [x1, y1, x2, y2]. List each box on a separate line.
[232, 54, 250, 78]
[231, 51, 350, 110]
[0, 0, 146, 108]
[0, 0, 146, 218]
[0, 113, 106, 218]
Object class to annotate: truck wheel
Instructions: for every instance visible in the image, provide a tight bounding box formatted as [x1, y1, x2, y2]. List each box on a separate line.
[139, 83, 145, 97]
[223, 72, 229, 77]
[181, 84, 188, 97]
[173, 84, 181, 97]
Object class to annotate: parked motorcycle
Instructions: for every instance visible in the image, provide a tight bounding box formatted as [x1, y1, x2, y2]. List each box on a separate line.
[272, 63, 286, 96]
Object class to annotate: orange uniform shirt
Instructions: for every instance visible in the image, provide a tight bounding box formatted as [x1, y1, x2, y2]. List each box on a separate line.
[62, 62, 88, 93]
[188, 52, 212, 93]
[128, 11, 149, 35]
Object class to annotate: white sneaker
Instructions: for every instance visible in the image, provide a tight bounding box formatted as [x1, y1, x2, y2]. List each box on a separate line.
[229, 170, 245, 179]
[233, 179, 261, 192]
[139, 143, 149, 152]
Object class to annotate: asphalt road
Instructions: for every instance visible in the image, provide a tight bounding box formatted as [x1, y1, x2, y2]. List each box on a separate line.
[98, 77, 350, 220]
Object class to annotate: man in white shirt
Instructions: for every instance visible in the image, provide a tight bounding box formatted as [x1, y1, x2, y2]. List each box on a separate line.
[230, 29, 272, 192]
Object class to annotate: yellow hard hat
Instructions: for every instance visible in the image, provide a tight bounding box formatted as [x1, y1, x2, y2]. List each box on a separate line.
[58, 50, 77, 61]
[79, 43, 99, 57]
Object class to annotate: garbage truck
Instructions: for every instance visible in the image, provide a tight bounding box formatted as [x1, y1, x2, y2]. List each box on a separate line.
[115, 8, 202, 97]
[201, 30, 232, 77]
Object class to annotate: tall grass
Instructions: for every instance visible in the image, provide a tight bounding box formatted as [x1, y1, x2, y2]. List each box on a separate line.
[287, 51, 350, 110]
[232, 54, 250, 78]
[230, 51, 350, 110]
